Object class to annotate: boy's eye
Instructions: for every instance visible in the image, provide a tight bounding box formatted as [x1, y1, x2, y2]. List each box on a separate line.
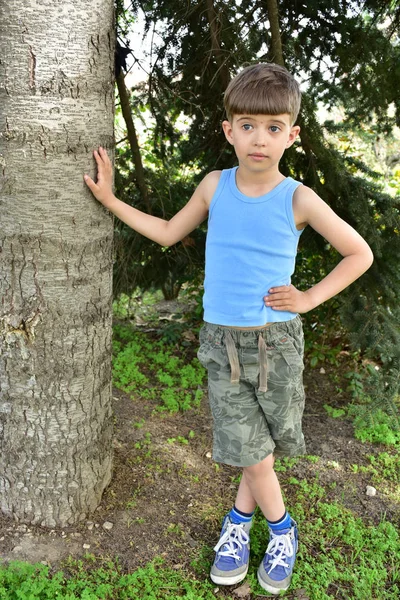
[270, 125, 281, 133]
[242, 124, 253, 131]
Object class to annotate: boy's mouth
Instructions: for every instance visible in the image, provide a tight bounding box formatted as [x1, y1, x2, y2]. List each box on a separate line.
[249, 153, 267, 160]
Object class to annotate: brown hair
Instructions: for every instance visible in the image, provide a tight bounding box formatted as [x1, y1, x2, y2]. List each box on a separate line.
[224, 63, 301, 124]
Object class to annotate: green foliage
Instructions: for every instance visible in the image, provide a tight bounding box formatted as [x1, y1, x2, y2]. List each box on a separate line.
[347, 367, 400, 441]
[112, 289, 163, 321]
[0, 557, 226, 600]
[324, 405, 347, 419]
[115, 2, 400, 411]
[245, 477, 400, 599]
[367, 452, 400, 484]
[112, 324, 205, 412]
[113, 101, 205, 300]
[349, 407, 400, 447]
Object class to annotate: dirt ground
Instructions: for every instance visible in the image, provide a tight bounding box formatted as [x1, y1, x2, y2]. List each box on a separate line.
[0, 319, 399, 598]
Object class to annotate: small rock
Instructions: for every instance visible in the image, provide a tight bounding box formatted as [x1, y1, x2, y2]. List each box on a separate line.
[83, 544, 91, 550]
[206, 452, 212, 459]
[233, 582, 251, 598]
[103, 521, 114, 531]
[319, 367, 326, 374]
[213, 588, 219, 594]
[12, 546, 23, 553]
[366, 486, 377, 497]
[0, 536, 4, 541]
[185, 533, 198, 548]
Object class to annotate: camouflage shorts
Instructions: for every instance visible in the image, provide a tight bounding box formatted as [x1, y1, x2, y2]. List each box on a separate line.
[197, 316, 306, 467]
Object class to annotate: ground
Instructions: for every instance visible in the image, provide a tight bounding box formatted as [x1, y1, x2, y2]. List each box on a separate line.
[0, 300, 399, 599]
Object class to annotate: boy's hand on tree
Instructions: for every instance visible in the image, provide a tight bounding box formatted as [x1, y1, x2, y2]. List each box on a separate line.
[84, 147, 115, 208]
[264, 285, 313, 314]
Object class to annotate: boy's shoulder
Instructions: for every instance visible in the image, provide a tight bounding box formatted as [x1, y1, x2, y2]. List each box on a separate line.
[293, 183, 326, 213]
[203, 169, 223, 187]
[200, 170, 223, 208]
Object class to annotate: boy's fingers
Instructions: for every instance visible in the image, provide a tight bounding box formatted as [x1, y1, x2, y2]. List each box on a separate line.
[100, 147, 111, 165]
[93, 150, 101, 165]
[269, 285, 290, 293]
[84, 175, 97, 191]
[267, 292, 288, 300]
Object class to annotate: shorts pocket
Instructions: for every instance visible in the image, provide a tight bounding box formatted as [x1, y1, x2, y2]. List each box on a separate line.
[275, 336, 304, 378]
[197, 325, 228, 368]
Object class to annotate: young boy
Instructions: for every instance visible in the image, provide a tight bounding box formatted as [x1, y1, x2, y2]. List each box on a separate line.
[84, 63, 373, 595]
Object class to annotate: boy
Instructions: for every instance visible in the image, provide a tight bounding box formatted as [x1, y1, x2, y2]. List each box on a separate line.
[84, 63, 373, 595]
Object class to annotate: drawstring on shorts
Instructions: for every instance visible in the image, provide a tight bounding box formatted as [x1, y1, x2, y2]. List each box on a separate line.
[224, 330, 240, 385]
[224, 330, 269, 393]
[258, 335, 268, 392]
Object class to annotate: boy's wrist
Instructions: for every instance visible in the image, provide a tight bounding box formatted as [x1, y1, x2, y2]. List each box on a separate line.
[303, 288, 320, 312]
[102, 192, 118, 211]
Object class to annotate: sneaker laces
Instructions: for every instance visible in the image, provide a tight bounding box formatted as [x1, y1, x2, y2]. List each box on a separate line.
[213, 522, 250, 561]
[265, 530, 294, 574]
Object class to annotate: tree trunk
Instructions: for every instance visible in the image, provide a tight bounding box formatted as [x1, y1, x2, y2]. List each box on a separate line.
[0, 0, 115, 527]
[265, 0, 285, 66]
[116, 70, 151, 212]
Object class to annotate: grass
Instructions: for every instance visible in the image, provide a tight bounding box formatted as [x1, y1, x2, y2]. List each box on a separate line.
[1, 297, 400, 599]
[112, 324, 205, 413]
[0, 557, 228, 600]
[244, 498, 400, 600]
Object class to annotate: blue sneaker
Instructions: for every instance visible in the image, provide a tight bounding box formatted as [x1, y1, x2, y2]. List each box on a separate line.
[210, 516, 251, 585]
[257, 519, 298, 595]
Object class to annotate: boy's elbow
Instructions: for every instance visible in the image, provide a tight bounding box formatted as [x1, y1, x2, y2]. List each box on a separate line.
[159, 234, 177, 248]
[364, 245, 374, 270]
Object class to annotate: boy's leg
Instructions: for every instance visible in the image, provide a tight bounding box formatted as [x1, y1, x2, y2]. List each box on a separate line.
[236, 454, 298, 596]
[198, 320, 303, 591]
[235, 453, 285, 520]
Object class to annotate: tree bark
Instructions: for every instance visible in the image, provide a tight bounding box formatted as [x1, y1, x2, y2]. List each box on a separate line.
[0, 0, 115, 527]
[116, 71, 151, 212]
[265, 0, 285, 66]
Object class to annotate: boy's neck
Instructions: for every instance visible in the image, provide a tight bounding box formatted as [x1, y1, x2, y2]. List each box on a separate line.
[235, 165, 285, 197]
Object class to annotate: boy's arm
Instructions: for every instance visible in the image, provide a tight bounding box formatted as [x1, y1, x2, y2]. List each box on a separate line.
[84, 147, 215, 246]
[265, 185, 374, 313]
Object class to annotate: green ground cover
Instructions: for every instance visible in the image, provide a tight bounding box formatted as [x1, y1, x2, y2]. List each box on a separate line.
[1, 294, 399, 599]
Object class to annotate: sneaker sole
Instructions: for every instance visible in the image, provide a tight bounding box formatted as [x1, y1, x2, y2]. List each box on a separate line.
[210, 566, 248, 586]
[257, 568, 289, 595]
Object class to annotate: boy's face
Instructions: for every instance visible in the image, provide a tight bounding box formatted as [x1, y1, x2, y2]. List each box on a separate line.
[222, 114, 300, 174]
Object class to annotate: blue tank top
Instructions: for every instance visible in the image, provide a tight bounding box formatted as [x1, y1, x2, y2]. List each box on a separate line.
[203, 167, 304, 326]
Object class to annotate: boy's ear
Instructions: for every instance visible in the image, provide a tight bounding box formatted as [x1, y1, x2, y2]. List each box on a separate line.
[222, 120, 234, 145]
[286, 125, 300, 148]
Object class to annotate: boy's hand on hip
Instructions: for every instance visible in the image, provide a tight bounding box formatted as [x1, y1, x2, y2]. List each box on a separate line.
[264, 285, 313, 314]
[84, 147, 115, 208]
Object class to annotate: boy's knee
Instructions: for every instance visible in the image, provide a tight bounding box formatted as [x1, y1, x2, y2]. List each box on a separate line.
[243, 453, 275, 480]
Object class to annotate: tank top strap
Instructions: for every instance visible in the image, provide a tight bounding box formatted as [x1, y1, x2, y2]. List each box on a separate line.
[209, 168, 234, 217]
[284, 178, 303, 236]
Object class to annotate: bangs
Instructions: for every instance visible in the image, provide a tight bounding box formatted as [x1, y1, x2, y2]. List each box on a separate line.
[224, 64, 301, 124]
[227, 83, 294, 118]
